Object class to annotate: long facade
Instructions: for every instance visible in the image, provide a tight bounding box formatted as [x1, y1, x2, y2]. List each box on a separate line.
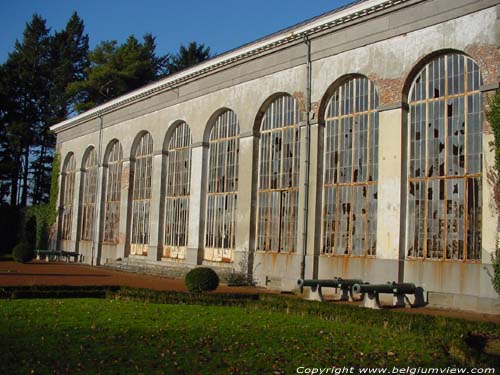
[51, 0, 500, 313]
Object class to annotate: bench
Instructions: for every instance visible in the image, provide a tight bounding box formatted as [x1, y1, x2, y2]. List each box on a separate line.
[35, 249, 83, 263]
[297, 277, 366, 302]
[352, 282, 426, 309]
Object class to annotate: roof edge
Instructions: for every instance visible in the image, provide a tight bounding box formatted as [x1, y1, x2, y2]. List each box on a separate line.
[51, 0, 405, 133]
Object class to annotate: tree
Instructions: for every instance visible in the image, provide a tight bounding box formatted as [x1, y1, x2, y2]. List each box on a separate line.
[0, 13, 89, 206]
[167, 41, 211, 74]
[487, 90, 500, 297]
[68, 34, 168, 113]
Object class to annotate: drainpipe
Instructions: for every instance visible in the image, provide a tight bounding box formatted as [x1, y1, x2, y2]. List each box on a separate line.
[91, 114, 104, 266]
[300, 35, 312, 281]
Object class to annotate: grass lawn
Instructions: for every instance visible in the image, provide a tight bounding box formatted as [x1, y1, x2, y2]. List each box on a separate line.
[1, 298, 498, 374]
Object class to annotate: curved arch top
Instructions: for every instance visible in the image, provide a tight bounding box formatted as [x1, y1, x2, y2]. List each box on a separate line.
[164, 120, 192, 151]
[62, 152, 76, 173]
[402, 49, 483, 103]
[130, 131, 153, 159]
[203, 108, 239, 144]
[81, 146, 97, 170]
[253, 92, 295, 132]
[318, 74, 379, 125]
[103, 139, 123, 166]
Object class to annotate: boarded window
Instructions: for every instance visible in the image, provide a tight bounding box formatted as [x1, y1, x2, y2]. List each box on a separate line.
[130, 132, 153, 255]
[163, 122, 192, 259]
[205, 110, 239, 262]
[322, 77, 379, 256]
[256, 95, 300, 252]
[81, 148, 98, 241]
[60, 153, 76, 240]
[407, 53, 482, 261]
[103, 141, 123, 244]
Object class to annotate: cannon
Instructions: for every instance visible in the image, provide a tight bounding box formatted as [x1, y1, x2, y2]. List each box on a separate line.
[297, 277, 365, 302]
[352, 281, 425, 309]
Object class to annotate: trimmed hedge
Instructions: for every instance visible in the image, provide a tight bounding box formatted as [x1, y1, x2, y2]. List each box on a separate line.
[0, 285, 120, 299]
[184, 267, 219, 292]
[12, 242, 34, 263]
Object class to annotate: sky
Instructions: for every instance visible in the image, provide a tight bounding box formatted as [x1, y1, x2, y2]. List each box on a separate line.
[0, 0, 354, 63]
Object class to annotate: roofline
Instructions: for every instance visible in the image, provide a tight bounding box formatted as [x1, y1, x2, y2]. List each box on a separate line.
[51, 0, 406, 133]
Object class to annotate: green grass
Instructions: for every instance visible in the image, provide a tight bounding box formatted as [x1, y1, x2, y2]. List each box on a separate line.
[1, 298, 498, 374]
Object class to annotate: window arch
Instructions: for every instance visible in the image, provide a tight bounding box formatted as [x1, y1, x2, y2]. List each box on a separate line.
[60, 153, 77, 241]
[256, 94, 300, 252]
[81, 147, 98, 241]
[321, 76, 379, 256]
[103, 140, 123, 244]
[205, 110, 239, 262]
[163, 122, 192, 259]
[407, 53, 482, 261]
[130, 132, 153, 255]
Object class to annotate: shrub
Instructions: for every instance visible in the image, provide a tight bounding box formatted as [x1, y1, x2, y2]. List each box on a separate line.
[12, 242, 34, 263]
[184, 267, 219, 292]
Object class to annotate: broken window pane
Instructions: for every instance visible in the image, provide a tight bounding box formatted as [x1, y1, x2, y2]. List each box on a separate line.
[257, 95, 300, 252]
[322, 76, 379, 256]
[103, 141, 123, 244]
[81, 148, 98, 241]
[407, 53, 482, 261]
[205, 110, 239, 262]
[130, 132, 153, 255]
[60, 153, 77, 240]
[163, 122, 192, 260]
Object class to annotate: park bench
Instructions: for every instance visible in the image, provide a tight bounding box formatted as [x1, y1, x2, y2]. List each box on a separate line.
[297, 277, 366, 302]
[35, 249, 82, 263]
[352, 282, 426, 309]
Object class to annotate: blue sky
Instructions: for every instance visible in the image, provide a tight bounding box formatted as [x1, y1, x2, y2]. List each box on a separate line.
[0, 0, 353, 63]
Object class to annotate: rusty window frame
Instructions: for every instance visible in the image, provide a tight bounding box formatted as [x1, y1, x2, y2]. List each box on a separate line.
[163, 122, 192, 259]
[321, 77, 379, 256]
[60, 154, 76, 240]
[205, 110, 239, 262]
[407, 53, 482, 261]
[103, 141, 123, 244]
[256, 95, 300, 252]
[130, 132, 153, 255]
[81, 148, 98, 241]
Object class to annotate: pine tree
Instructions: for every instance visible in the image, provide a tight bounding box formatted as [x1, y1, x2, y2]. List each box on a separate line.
[167, 42, 211, 74]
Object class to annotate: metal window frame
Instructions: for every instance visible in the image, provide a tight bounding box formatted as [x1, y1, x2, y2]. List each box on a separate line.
[256, 95, 301, 253]
[103, 141, 123, 244]
[204, 110, 239, 263]
[407, 53, 483, 262]
[130, 132, 153, 255]
[163, 122, 192, 260]
[321, 76, 379, 257]
[61, 154, 77, 241]
[81, 148, 98, 241]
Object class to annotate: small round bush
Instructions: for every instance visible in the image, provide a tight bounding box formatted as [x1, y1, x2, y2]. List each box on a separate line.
[185, 267, 219, 292]
[12, 242, 34, 263]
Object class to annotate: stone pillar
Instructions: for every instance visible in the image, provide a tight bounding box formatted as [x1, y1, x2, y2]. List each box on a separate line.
[304, 121, 320, 280]
[70, 169, 83, 253]
[147, 151, 164, 261]
[186, 143, 208, 265]
[233, 131, 257, 274]
[376, 105, 404, 263]
[116, 158, 132, 259]
[92, 164, 105, 265]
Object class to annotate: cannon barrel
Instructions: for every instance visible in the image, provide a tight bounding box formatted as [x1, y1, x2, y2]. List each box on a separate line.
[352, 282, 416, 295]
[297, 278, 363, 289]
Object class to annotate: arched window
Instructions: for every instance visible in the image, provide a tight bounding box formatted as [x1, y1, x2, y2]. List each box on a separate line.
[322, 76, 379, 256]
[256, 95, 300, 252]
[205, 110, 239, 262]
[163, 122, 192, 259]
[130, 132, 153, 255]
[60, 153, 77, 240]
[103, 141, 123, 244]
[81, 148, 98, 241]
[407, 53, 482, 261]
